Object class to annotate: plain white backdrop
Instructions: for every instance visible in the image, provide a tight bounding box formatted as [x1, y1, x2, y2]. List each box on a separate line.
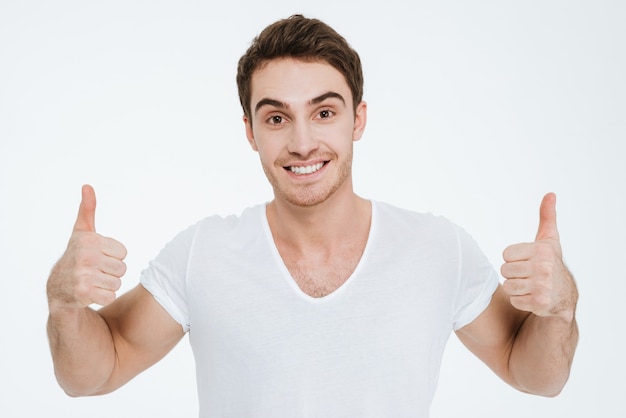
[1, 0, 624, 416]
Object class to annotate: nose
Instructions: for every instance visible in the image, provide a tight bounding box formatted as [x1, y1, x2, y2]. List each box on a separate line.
[287, 119, 319, 157]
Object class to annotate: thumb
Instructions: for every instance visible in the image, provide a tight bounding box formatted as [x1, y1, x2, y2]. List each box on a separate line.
[535, 192, 559, 241]
[73, 184, 97, 232]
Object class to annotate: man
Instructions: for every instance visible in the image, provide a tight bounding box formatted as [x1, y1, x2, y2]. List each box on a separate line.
[47, 15, 578, 417]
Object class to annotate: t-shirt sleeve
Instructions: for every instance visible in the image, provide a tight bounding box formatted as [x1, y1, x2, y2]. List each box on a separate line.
[452, 225, 500, 330]
[140, 223, 198, 333]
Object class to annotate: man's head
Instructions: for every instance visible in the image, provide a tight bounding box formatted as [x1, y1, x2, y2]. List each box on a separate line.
[236, 14, 364, 122]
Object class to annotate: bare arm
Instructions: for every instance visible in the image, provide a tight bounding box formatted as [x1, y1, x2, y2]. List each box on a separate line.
[47, 305, 116, 396]
[456, 193, 578, 396]
[457, 285, 577, 396]
[47, 185, 184, 396]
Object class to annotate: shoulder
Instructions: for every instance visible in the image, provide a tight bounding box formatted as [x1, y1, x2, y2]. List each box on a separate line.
[153, 204, 266, 256]
[372, 200, 459, 235]
[371, 201, 493, 262]
[191, 203, 266, 234]
[369, 201, 470, 260]
[184, 203, 267, 250]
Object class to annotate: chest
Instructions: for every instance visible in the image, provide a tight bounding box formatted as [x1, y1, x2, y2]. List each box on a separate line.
[279, 247, 364, 298]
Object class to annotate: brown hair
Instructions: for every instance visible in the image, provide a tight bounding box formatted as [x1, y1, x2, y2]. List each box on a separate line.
[236, 14, 364, 120]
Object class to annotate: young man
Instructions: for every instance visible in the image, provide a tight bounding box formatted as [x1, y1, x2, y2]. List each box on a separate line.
[47, 15, 579, 417]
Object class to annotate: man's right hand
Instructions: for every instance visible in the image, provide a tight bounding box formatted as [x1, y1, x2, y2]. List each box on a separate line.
[47, 185, 128, 312]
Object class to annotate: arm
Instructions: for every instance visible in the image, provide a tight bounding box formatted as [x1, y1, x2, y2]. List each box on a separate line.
[456, 193, 578, 396]
[47, 185, 184, 396]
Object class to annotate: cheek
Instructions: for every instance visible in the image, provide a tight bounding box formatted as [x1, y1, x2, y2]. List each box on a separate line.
[329, 122, 358, 149]
[253, 137, 281, 161]
[314, 120, 354, 139]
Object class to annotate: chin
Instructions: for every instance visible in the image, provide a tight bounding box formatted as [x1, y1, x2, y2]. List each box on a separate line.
[281, 190, 333, 208]
[273, 180, 343, 207]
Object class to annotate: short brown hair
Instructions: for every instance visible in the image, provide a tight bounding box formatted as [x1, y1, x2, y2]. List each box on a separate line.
[236, 14, 364, 120]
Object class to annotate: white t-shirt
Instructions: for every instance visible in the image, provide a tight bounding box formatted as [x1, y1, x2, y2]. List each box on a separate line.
[141, 201, 499, 417]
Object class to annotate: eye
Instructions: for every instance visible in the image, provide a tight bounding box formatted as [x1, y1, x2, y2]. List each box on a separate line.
[268, 115, 284, 125]
[318, 109, 334, 119]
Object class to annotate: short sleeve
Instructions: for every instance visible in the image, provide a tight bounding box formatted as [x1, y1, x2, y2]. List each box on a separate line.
[140, 223, 198, 333]
[452, 226, 500, 330]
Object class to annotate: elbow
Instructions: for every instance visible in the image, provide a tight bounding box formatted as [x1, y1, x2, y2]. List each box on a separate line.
[58, 382, 93, 398]
[534, 385, 565, 398]
[55, 373, 112, 398]
[58, 380, 99, 398]
[513, 384, 564, 398]
[539, 376, 571, 398]
[62, 389, 84, 398]
[60, 384, 112, 398]
[512, 373, 570, 398]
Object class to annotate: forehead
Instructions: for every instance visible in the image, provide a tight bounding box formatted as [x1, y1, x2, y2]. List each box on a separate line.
[250, 58, 351, 106]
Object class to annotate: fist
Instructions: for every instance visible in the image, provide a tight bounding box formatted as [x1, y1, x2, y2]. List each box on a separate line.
[47, 185, 127, 311]
[500, 193, 578, 321]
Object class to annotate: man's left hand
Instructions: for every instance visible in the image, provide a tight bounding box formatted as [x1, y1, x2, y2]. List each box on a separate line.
[500, 193, 578, 321]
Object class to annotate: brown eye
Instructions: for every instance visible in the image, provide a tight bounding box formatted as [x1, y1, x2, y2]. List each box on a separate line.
[270, 115, 283, 124]
[320, 110, 330, 118]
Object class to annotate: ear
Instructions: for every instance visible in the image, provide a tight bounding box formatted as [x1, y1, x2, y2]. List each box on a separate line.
[243, 115, 258, 151]
[352, 101, 367, 142]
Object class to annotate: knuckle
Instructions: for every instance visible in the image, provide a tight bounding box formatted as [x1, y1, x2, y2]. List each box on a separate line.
[537, 294, 552, 308]
[535, 261, 553, 277]
[71, 231, 99, 248]
[73, 248, 99, 268]
[534, 242, 555, 259]
[74, 272, 92, 290]
[73, 266, 95, 283]
[526, 293, 540, 306]
[73, 281, 92, 301]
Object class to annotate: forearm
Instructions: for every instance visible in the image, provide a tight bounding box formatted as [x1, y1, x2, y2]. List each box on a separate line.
[47, 307, 117, 396]
[509, 313, 579, 396]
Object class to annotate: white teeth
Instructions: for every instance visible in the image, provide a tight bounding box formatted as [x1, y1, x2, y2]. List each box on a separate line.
[290, 162, 325, 175]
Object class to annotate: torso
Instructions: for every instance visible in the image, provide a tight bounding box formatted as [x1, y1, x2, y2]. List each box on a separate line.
[141, 201, 499, 416]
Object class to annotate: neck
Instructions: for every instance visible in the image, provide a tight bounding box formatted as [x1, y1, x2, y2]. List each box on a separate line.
[266, 191, 371, 254]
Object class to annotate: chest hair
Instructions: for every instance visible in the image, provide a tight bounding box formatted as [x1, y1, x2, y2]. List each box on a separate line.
[279, 243, 365, 298]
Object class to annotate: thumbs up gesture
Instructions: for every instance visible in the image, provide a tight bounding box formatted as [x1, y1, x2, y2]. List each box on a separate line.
[501, 193, 578, 321]
[47, 185, 128, 311]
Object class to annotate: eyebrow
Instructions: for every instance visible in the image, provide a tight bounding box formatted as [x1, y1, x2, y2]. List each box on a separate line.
[310, 91, 346, 106]
[254, 98, 287, 114]
[254, 91, 346, 115]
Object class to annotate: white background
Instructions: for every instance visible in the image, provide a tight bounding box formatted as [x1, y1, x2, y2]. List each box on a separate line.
[1, 0, 624, 416]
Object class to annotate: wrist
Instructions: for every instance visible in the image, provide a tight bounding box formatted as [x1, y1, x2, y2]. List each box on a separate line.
[47, 300, 90, 318]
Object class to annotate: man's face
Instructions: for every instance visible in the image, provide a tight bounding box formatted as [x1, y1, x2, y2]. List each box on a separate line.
[244, 58, 367, 208]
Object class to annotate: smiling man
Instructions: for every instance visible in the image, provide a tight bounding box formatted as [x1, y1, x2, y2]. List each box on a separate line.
[47, 15, 579, 417]
[246, 59, 365, 210]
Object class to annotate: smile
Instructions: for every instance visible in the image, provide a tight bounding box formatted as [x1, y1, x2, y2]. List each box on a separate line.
[287, 162, 326, 175]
